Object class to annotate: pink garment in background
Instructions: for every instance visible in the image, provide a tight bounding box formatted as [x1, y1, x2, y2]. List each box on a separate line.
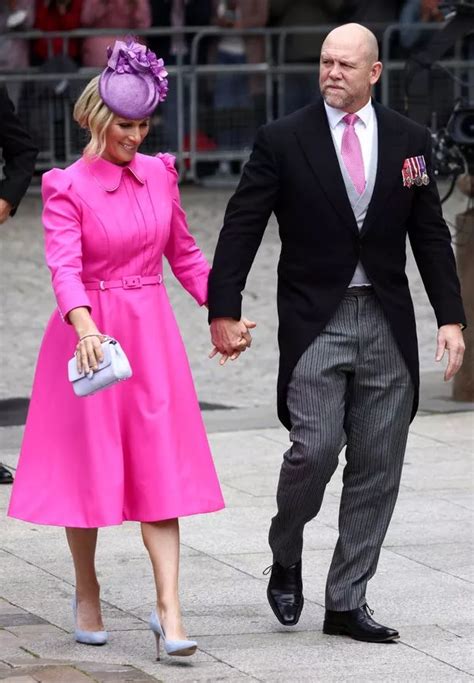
[81, 0, 152, 67]
[8, 152, 225, 527]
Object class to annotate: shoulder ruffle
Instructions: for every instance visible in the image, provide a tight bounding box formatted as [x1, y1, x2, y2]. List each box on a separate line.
[41, 167, 73, 202]
[155, 152, 178, 177]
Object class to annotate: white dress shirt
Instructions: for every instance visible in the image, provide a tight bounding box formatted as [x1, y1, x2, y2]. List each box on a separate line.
[324, 99, 376, 182]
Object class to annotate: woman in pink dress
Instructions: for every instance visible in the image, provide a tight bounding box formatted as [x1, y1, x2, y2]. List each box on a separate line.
[8, 38, 236, 660]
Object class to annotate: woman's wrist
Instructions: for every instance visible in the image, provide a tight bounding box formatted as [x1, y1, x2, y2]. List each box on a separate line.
[77, 332, 103, 343]
[67, 307, 99, 339]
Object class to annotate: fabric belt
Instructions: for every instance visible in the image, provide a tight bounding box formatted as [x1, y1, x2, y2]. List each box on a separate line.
[83, 274, 163, 291]
[345, 285, 374, 296]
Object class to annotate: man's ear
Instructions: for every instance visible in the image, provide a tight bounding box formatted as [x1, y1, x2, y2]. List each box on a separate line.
[370, 62, 383, 86]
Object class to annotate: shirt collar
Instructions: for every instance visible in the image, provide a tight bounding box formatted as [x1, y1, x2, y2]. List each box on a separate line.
[86, 153, 145, 192]
[324, 98, 374, 130]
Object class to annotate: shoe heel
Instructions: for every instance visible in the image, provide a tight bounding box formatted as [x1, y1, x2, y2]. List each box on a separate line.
[323, 624, 344, 636]
[149, 610, 197, 659]
[153, 631, 161, 661]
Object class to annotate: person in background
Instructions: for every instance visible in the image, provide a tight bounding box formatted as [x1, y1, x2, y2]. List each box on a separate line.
[400, 0, 445, 53]
[33, 0, 83, 65]
[149, 0, 213, 150]
[212, 0, 269, 177]
[80, 0, 151, 67]
[0, 0, 35, 109]
[0, 85, 38, 484]
[241, 0, 270, 131]
[343, 0, 404, 30]
[268, 0, 344, 114]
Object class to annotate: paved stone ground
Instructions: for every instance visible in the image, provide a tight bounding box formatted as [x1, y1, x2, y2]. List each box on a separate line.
[0, 412, 473, 681]
[0, 179, 473, 680]
[0, 179, 471, 408]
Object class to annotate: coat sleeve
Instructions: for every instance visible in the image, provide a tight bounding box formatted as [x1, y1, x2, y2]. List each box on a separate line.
[160, 154, 210, 306]
[42, 168, 92, 322]
[208, 124, 279, 320]
[0, 87, 38, 215]
[407, 128, 466, 328]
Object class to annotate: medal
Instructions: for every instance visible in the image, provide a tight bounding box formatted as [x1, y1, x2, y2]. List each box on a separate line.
[403, 155, 429, 187]
[402, 159, 414, 188]
[409, 156, 422, 186]
[418, 155, 430, 186]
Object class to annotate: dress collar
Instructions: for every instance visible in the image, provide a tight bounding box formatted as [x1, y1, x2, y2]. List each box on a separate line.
[86, 153, 145, 192]
[324, 98, 374, 130]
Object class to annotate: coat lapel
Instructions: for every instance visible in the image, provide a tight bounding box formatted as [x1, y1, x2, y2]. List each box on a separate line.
[360, 101, 408, 238]
[294, 100, 358, 236]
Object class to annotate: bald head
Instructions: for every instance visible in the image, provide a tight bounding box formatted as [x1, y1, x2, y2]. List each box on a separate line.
[319, 23, 382, 113]
[322, 23, 379, 65]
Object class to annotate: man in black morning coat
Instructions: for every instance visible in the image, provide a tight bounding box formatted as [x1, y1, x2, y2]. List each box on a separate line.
[208, 24, 466, 642]
[0, 85, 38, 484]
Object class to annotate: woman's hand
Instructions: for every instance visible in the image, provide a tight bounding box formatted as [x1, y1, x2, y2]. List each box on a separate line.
[209, 317, 257, 365]
[67, 307, 106, 374]
[75, 333, 106, 375]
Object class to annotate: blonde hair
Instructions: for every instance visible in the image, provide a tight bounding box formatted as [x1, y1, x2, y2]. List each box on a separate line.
[73, 76, 115, 158]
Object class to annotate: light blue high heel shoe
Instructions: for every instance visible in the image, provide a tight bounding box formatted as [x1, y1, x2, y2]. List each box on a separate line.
[149, 610, 197, 660]
[72, 597, 108, 645]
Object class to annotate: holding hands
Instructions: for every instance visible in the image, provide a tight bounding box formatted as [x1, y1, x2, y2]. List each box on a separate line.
[0, 198, 13, 225]
[209, 317, 257, 365]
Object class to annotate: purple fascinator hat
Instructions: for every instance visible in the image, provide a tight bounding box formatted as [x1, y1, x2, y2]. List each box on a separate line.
[99, 37, 168, 119]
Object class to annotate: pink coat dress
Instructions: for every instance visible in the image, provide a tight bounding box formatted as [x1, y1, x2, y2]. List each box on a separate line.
[8, 152, 225, 528]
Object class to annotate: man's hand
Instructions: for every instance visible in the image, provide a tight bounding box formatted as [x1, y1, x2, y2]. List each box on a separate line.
[435, 324, 465, 381]
[0, 198, 13, 225]
[209, 317, 257, 365]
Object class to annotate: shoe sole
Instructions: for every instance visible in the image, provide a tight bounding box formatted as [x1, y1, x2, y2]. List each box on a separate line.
[75, 639, 107, 646]
[323, 626, 399, 642]
[168, 646, 197, 656]
[267, 590, 304, 626]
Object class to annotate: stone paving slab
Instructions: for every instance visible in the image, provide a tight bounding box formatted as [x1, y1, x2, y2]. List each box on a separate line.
[0, 662, 160, 682]
[1, 411, 473, 681]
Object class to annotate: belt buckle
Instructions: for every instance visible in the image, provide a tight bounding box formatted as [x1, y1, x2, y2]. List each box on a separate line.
[122, 275, 142, 289]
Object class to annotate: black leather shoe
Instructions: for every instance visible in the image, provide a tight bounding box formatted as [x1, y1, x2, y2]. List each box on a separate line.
[0, 464, 14, 485]
[323, 605, 399, 642]
[265, 560, 304, 626]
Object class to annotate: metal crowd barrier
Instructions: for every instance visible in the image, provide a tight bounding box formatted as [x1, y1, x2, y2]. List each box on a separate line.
[0, 24, 472, 181]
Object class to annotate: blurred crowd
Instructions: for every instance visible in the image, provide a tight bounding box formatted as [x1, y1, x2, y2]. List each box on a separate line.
[0, 0, 458, 170]
[0, 1, 449, 76]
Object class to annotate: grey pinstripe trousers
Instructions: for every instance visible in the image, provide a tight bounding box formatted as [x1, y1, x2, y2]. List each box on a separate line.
[269, 289, 414, 611]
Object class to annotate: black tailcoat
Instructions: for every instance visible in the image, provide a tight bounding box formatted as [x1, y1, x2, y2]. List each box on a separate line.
[208, 98, 466, 429]
[0, 86, 38, 216]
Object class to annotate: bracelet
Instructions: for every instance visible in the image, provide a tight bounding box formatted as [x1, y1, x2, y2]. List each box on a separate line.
[77, 333, 102, 343]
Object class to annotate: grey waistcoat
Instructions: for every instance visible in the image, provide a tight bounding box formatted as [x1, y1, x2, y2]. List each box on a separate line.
[333, 118, 378, 286]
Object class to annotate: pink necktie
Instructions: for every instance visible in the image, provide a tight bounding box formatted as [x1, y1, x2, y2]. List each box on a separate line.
[341, 114, 366, 195]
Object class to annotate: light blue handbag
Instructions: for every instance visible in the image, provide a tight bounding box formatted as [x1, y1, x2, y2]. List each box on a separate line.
[68, 338, 132, 397]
